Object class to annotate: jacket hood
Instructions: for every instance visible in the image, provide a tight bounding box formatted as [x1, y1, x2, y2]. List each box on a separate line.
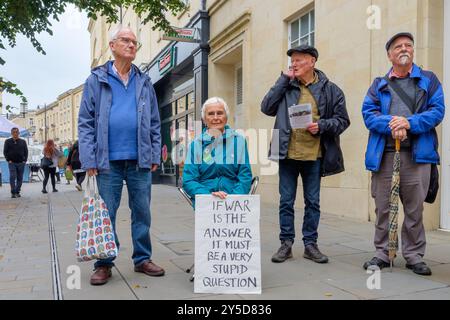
[91, 61, 149, 83]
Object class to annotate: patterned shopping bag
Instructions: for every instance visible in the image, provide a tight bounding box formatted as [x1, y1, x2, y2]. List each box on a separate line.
[75, 176, 118, 262]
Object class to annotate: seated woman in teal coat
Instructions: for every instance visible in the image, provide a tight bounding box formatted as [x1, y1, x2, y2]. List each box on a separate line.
[182, 97, 252, 205]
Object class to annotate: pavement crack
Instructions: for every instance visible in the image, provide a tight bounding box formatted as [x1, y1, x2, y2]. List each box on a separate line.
[373, 284, 450, 300]
[113, 266, 140, 300]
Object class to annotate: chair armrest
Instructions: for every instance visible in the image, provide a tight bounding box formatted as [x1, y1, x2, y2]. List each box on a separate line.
[250, 176, 259, 195]
[178, 187, 193, 206]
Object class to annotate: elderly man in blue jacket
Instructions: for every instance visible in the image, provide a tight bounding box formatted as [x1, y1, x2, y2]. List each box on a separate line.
[362, 32, 445, 276]
[78, 26, 163, 285]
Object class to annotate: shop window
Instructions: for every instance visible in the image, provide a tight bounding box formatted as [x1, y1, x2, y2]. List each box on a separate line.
[187, 112, 195, 142]
[161, 103, 175, 119]
[161, 121, 175, 175]
[172, 101, 177, 115]
[174, 118, 186, 167]
[177, 96, 187, 114]
[187, 92, 194, 110]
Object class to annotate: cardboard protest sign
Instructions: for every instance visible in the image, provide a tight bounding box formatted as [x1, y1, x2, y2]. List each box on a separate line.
[194, 195, 261, 294]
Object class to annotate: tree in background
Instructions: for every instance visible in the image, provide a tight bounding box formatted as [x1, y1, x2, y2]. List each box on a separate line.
[0, 0, 186, 113]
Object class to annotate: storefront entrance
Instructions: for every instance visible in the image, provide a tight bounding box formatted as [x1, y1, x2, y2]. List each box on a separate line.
[159, 87, 196, 186]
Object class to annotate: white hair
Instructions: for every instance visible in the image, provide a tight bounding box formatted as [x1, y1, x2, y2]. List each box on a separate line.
[109, 25, 135, 42]
[201, 97, 230, 120]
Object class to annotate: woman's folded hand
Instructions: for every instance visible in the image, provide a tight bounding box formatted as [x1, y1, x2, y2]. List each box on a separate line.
[212, 191, 228, 199]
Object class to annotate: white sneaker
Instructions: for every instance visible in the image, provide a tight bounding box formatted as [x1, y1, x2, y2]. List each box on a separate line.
[76, 184, 82, 191]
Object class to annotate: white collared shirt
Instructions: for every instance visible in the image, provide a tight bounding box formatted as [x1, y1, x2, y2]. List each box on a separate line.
[112, 63, 131, 87]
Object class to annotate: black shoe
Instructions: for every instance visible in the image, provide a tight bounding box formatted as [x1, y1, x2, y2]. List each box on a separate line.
[304, 244, 329, 263]
[52, 189, 58, 192]
[42, 189, 48, 194]
[363, 257, 390, 270]
[271, 240, 293, 263]
[406, 262, 432, 276]
[11, 193, 17, 198]
[16, 193, 21, 198]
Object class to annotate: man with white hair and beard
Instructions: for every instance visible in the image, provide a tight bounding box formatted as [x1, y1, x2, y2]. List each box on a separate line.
[362, 32, 445, 275]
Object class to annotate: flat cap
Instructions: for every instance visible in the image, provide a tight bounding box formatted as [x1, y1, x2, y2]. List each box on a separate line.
[287, 44, 319, 60]
[386, 32, 414, 51]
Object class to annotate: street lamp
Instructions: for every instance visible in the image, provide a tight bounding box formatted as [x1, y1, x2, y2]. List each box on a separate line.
[20, 101, 28, 118]
[29, 126, 36, 144]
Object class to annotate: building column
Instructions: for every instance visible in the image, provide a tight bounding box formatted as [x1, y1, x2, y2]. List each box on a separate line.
[192, 10, 210, 123]
[440, 0, 450, 230]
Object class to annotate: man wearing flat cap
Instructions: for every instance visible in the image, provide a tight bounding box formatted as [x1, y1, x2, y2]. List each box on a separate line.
[261, 44, 350, 264]
[362, 32, 445, 275]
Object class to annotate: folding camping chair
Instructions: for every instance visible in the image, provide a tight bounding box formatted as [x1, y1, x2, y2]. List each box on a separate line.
[178, 176, 260, 281]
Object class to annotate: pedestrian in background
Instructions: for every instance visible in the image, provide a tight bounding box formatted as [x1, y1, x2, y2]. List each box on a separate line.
[41, 139, 62, 193]
[64, 143, 73, 184]
[3, 127, 28, 198]
[56, 146, 65, 184]
[66, 140, 86, 191]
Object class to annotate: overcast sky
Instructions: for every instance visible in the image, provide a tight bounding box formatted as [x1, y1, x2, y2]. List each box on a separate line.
[0, 5, 90, 114]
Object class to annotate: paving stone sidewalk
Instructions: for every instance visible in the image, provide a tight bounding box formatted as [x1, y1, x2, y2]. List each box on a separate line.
[1, 180, 450, 300]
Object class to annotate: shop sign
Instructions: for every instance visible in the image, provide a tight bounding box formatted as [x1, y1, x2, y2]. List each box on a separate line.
[158, 47, 177, 75]
[162, 27, 199, 43]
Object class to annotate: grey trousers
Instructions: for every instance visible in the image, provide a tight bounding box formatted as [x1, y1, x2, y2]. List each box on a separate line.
[371, 151, 430, 265]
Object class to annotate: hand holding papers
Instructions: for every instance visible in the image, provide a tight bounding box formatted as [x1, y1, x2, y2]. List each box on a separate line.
[288, 103, 312, 129]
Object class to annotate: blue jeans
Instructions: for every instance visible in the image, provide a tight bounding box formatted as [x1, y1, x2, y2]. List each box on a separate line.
[8, 162, 25, 194]
[278, 159, 321, 246]
[95, 160, 152, 268]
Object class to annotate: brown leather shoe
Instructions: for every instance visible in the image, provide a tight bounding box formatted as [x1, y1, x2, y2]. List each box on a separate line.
[134, 260, 165, 277]
[90, 266, 112, 285]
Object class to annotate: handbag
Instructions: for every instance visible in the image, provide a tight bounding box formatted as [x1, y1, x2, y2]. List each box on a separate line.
[425, 164, 439, 204]
[40, 156, 52, 169]
[65, 169, 74, 181]
[75, 176, 118, 262]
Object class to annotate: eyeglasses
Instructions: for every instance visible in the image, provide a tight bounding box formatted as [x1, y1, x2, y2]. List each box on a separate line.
[115, 37, 140, 47]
